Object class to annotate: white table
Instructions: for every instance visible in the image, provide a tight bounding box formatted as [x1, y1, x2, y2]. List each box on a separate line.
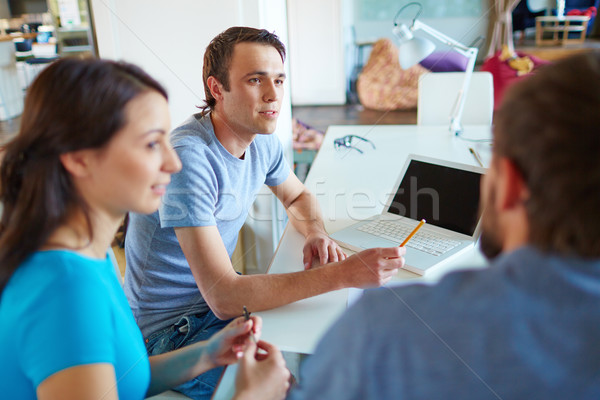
[257, 124, 492, 354]
[213, 124, 493, 399]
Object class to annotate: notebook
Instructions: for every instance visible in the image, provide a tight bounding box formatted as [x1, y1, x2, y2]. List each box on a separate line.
[331, 154, 486, 275]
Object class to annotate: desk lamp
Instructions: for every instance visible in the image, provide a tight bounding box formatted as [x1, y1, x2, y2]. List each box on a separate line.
[393, 2, 478, 136]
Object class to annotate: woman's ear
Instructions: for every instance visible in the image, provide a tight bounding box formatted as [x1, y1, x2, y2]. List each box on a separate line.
[59, 150, 93, 178]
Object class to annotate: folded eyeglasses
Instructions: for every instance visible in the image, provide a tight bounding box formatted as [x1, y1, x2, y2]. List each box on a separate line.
[333, 135, 376, 154]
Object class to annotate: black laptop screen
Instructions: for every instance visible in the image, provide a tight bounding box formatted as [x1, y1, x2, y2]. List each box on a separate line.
[386, 160, 482, 236]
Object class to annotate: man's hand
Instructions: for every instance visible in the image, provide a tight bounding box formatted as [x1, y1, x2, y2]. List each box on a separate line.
[341, 247, 406, 288]
[234, 340, 290, 400]
[302, 232, 347, 269]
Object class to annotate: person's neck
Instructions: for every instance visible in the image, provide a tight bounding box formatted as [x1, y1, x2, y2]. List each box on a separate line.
[43, 209, 122, 259]
[210, 111, 254, 159]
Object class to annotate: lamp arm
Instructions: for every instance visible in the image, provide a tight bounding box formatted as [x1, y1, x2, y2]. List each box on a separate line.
[410, 19, 479, 136]
[449, 47, 478, 136]
[412, 20, 474, 58]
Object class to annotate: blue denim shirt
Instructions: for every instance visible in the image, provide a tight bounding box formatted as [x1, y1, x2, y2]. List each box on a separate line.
[289, 246, 600, 400]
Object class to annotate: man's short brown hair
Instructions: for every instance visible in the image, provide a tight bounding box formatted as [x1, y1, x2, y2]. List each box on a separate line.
[493, 51, 600, 257]
[200, 26, 286, 115]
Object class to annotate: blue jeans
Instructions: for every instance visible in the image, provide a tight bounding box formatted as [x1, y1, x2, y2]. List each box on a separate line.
[145, 311, 232, 400]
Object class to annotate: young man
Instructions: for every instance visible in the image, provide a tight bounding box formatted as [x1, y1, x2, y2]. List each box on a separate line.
[124, 27, 404, 399]
[285, 52, 600, 399]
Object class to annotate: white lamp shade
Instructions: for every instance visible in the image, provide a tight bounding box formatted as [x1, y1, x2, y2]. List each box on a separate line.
[398, 36, 435, 69]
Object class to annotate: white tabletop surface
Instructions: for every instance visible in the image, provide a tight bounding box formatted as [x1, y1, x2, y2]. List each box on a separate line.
[255, 124, 493, 354]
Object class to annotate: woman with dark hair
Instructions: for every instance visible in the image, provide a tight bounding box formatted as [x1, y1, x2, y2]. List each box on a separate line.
[0, 58, 289, 399]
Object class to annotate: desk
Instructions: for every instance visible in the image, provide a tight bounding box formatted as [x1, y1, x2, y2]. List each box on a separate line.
[257, 124, 492, 354]
[213, 124, 493, 399]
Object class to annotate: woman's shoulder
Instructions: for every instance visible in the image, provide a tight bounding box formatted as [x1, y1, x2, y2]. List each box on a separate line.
[13, 250, 112, 293]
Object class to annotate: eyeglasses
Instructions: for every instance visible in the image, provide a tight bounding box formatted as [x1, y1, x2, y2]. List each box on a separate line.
[333, 135, 376, 154]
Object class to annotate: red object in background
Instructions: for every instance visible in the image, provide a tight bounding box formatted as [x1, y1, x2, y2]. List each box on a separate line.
[480, 51, 550, 109]
[566, 6, 597, 17]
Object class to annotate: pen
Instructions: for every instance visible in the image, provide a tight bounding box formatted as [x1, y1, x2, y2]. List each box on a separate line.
[243, 305, 257, 343]
[400, 219, 426, 247]
[469, 147, 484, 167]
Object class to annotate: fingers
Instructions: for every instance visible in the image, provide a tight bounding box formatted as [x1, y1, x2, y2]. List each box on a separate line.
[239, 340, 280, 363]
[253, 340, 276, 361]
[235, 340, 290, 400]
[228, 315, 260, 336]
[256, 340, 278, 353]
[337, 246, 347, 261]
[319, 244, 330, 265]
[345, 247, 407, 288]
[378, 248, 405, 272]
[250, 315, 262, 338]
[378, 246, 407, 259]
[354, 247, 405, 267]
[239, 338, 258, 360]
[326, 242, 344, 263]
[227, 315, 263, 351]
[305, 234, 347, 267]
[302, 245, 313, 270]
[316, 240, 346, 265]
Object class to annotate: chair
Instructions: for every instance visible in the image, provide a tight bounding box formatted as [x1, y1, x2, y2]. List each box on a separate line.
[417, 71, 494, 126]
[16, 58, 57, 93]
[357, 38, 428, 111]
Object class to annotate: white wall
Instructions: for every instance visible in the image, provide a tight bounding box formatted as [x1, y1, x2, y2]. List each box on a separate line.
[286, 0, 346, 105]
[91, 0, 292, 143]
[91, 0, 292, 273]
[0, 0, 9, 19]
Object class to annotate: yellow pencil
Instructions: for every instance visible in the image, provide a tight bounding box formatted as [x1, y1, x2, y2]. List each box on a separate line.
[469, 147, 484, 167]
[400, 219, 426, 247]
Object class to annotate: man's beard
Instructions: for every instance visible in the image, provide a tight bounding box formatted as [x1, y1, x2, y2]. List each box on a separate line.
[479, 227, 503, 261]
[478, 186, 503, 261]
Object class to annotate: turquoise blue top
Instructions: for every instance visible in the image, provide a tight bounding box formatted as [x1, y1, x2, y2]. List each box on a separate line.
[0, 250, 150, 399]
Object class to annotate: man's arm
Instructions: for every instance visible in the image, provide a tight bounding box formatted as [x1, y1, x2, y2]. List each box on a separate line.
[270, 173, 345, 268]
[175, 225, 404, 320]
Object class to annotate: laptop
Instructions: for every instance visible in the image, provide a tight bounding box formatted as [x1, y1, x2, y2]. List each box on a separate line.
[331, 154, 486, 275]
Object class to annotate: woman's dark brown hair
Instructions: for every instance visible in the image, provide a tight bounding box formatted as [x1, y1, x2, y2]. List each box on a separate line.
[0, 57, 168, 294]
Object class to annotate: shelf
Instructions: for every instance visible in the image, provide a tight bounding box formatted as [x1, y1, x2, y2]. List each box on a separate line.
[57, 27, 90, 33]
[535, 16, 590, 46]
[61, 45, 92, 53]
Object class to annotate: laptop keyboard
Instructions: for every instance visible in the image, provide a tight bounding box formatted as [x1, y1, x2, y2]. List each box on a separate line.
[357, 220, 461, 256]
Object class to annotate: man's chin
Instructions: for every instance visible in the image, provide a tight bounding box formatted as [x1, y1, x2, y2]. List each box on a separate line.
[256, 128, 277, 135]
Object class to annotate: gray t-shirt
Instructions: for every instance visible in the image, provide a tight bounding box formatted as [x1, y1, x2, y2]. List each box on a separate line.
[289, 246, 600, 399]
[124, 113, 290, 337]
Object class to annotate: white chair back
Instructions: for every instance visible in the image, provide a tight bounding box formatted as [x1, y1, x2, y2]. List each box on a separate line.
[417, 71, 494, 126]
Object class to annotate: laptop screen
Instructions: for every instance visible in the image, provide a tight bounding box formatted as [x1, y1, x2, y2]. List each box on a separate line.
[386, 159, 482, 236]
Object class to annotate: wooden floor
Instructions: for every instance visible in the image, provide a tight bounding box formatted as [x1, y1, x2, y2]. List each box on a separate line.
[292, 104, 416, 133]
[515, 38, 600, 61]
